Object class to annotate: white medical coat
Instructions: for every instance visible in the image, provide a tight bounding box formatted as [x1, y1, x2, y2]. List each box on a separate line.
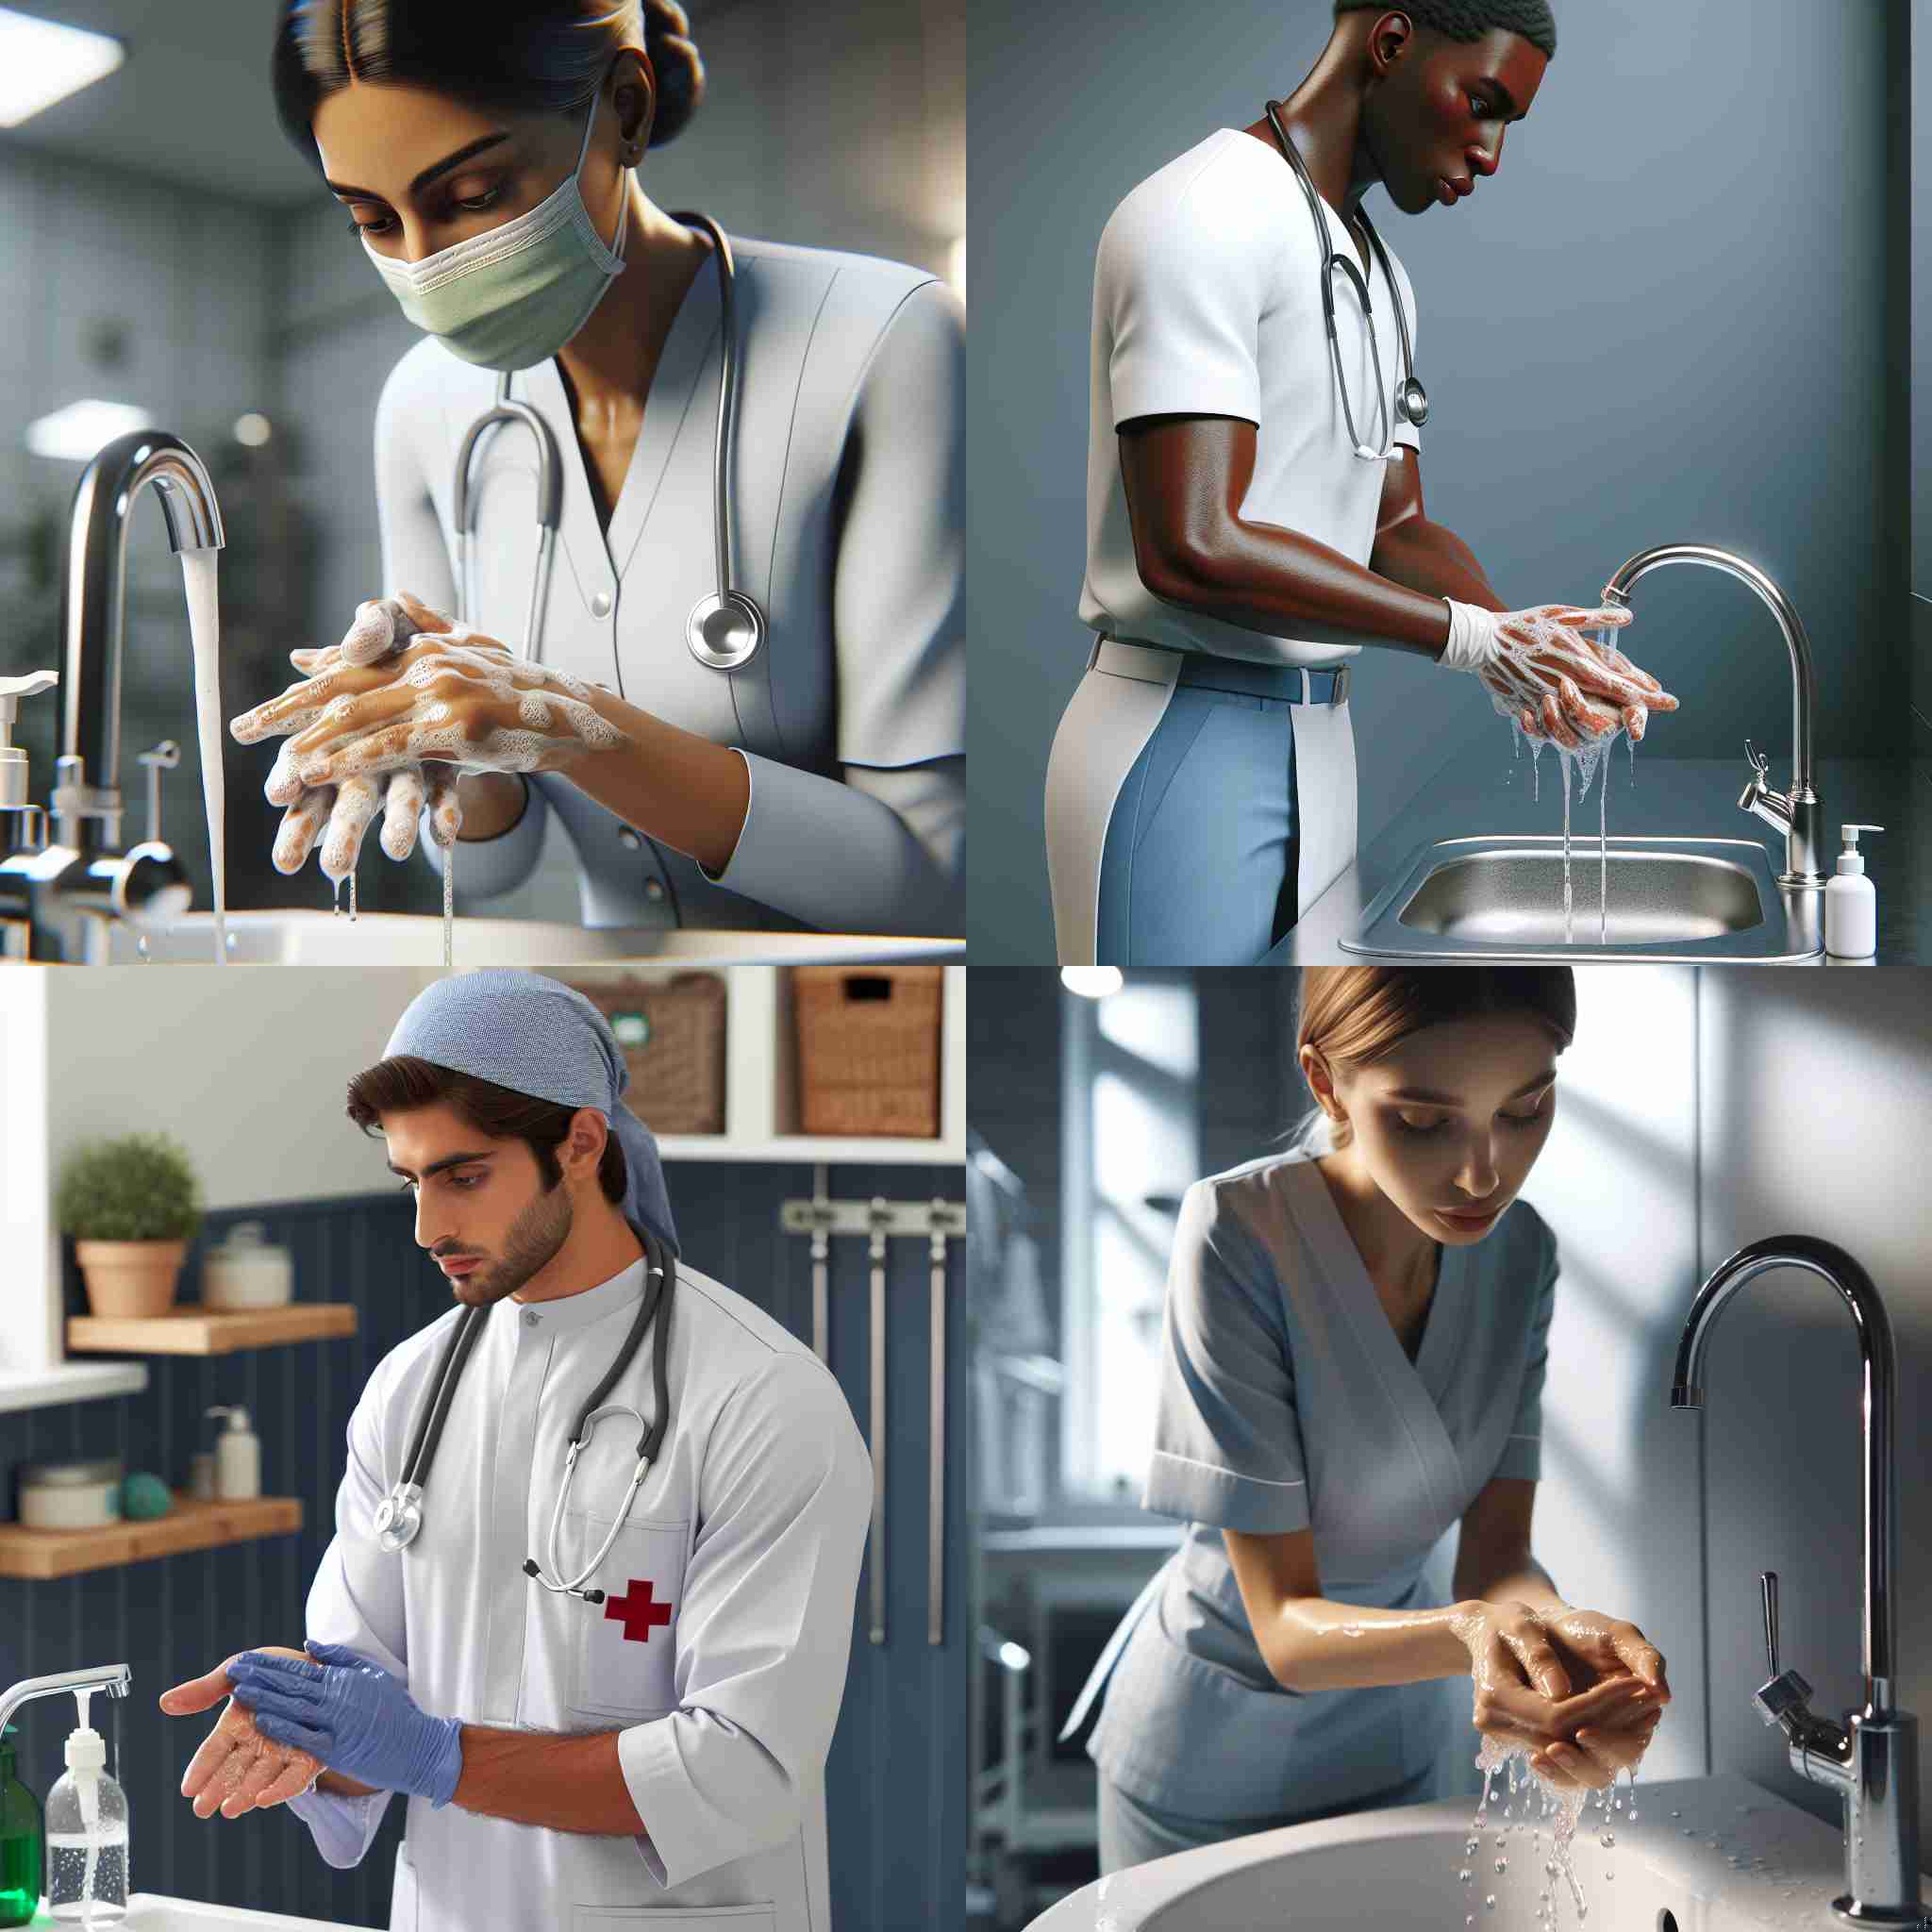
[285, 1254, 871, 1931]
[375, 233, 965, 936]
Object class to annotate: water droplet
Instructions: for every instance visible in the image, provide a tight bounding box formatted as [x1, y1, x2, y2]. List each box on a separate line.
[1460, 1869, 1473, 1884]
[1467, 1838, 1479, 1856]
[1485, 1896, 1496, 1911]
[1670, 1809, 1682, 1819]
[1495, 1857, 1507, 1874]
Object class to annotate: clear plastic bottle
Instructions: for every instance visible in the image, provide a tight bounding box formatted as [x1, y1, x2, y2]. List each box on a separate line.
[44, 1727, 126, 1922]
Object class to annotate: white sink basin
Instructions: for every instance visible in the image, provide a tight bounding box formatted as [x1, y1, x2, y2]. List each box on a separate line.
[117, 1896, 348, 1928]
[1028, 1773, 1918, 1931]
[103, 910, 960, 966]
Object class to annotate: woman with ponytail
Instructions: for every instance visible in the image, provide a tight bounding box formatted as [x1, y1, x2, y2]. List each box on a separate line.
[242, 1, 963, 938]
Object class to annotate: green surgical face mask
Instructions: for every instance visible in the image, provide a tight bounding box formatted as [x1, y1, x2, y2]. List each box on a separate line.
[363, 84, 631, 372]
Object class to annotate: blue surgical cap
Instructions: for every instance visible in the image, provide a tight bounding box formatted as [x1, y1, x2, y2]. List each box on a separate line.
[381, 970, 677, 1250]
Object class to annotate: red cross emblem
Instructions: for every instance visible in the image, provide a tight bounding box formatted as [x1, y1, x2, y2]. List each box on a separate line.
[604, 1577, 675, 1643]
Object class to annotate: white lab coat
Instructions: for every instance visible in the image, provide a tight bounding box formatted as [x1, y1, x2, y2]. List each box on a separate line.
[375, 232, 965, 937]
[285, 1255, 871, 1931]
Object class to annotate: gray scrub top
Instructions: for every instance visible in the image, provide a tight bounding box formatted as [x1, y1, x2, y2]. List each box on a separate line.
[375, 233, 964, 936]
[1073, 1147, 1558, 1820]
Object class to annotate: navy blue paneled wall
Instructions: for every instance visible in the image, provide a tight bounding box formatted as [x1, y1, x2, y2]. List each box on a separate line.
[0, 1161, 964, 1931]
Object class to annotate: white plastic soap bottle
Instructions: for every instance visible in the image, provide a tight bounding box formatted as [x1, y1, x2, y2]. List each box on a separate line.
[1824, 822, 1884, 958]
[206, 1406, 261, 1501]
[45, 1725, 128, 1920]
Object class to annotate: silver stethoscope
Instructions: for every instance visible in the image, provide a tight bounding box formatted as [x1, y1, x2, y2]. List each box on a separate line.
[1263, 101, 1428, 462]
[372, 1226, 675, 1607]
[449, 208, 768, 680]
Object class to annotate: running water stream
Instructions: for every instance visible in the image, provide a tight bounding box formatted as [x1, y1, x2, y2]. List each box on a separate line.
[1460, 1737, 1644, 1928]
[180, 550, 228, 963]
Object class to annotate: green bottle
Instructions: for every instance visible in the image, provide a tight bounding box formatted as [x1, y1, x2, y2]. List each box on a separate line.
[0, 1723, 42, 1927]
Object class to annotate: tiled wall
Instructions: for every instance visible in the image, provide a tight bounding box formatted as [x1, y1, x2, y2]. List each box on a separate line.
[0, 1158, 966, 1929]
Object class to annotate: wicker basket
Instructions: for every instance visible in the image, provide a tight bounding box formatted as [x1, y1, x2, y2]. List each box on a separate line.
[559, 973, 728, 1136]
[792, 965, 944, 1139]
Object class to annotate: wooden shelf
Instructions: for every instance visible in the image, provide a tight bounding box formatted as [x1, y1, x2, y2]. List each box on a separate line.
[66, 1303, 357, 1357]
[0, 1495, 303, 1581]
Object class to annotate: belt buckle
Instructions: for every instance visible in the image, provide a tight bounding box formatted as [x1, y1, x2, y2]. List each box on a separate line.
[1326, 664, 1351, 708]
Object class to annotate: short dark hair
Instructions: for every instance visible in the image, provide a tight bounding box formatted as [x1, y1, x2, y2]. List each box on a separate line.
[1334, 0, 1557, 60]
[346, 1056, 626, 1205]
[271, 0, 706, 177]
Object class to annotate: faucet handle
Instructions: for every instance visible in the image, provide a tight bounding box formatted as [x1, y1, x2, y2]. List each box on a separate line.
[1755, 1570, 1814, 1732]
[136, 741, 180, 846]
[1743, 739, 1770, 784]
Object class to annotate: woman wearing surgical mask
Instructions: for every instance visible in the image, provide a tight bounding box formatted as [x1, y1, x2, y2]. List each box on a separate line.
[1060, 966, 1672, 1874]
[241, 0, 963, 937]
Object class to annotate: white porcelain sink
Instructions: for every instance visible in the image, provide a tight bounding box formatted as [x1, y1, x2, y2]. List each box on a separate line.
[1028, 1772, 1920, 1931]
[103, 910, 960, 966]
[116, 1897, 348, 1928]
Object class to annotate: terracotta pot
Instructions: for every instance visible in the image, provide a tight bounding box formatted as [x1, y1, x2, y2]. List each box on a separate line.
[75, 1239, 188, 1319]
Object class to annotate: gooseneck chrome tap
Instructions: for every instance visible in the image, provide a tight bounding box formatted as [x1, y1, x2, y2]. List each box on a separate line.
[0, 1664, 132, 1739]
[1601, 544, 1825, 889]
[1672, 1234, 1924, 1927]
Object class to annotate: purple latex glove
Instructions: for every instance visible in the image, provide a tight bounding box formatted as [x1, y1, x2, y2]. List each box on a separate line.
[226, 1641, 464, 1808]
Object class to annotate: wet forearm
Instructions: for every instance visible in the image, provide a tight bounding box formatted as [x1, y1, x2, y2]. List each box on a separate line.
[571, 694, 752, 874]
[1458, 1548, 1568, 1622]
[1257, 1594, 1484, 1694]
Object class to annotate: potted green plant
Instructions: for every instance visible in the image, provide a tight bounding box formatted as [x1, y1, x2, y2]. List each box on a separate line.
[55, 1134, 203, 1319]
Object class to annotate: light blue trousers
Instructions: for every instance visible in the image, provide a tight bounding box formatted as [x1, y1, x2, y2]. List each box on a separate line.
[1096, 1757, 1440, 1874]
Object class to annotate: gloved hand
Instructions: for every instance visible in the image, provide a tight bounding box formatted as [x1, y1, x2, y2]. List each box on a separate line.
[1451, 1599, 1668, 1790]
[1441, 600, 1678, 751]
[226, 1641, 465, 1808]
[158, 1647, 325, 1821]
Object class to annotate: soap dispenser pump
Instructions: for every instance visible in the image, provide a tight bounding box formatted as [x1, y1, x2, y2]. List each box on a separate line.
[44, 1725, 127, 1920]
[0, 670, 57, 857]
[205, 1407, 261, 1501]
[0, 1723, 42, 1929]
[1824, 822, 1884, 958]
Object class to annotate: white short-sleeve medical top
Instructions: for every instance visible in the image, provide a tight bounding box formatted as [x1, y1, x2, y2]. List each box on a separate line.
[1077, 128, 1423, 668]
[1088, 1148, 1557, 1818]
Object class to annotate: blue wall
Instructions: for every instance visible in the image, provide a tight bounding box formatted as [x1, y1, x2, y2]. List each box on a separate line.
[0, 1162, 964, 1930]
[966, 0, 1906, 961]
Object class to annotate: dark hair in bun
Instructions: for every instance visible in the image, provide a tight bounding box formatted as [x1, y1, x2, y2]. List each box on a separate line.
[272, 1, 707, 171]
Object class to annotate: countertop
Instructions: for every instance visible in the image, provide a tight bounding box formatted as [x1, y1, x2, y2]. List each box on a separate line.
[1283, 756, 1931, 965]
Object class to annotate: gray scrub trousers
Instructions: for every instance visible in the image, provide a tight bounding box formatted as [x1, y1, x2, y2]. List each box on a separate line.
[1066, 1150, 1560, 1871]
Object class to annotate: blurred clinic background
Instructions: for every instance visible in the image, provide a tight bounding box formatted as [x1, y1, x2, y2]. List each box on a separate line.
[967, 0, 1928, 960]
[965, 966, 1932, 1926]
[0, 0, 963, 920]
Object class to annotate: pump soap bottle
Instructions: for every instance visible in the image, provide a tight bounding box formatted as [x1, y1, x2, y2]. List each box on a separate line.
[206, 1407, 262, 1501]
[44, 1724, 127, 1921]
[0, 1724, 42, 1929]
[1824, 822, 1884, 958]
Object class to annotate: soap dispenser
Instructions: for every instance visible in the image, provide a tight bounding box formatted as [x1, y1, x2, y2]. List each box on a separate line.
[0, 670, 57, 857]
[44, 1725, 127, 1921]
[206, 1406, 261, 1501]
[0, 1723, 42, 1929]
[1824, 822, 1884, 958]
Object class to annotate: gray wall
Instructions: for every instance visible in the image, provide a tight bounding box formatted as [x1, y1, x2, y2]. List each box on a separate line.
[966, 0, 1905, 962]
[1912, 0, 1932, 760]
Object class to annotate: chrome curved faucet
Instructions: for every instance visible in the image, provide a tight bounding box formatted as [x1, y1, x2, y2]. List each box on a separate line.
[1673, 1235, 1923, 1927]
[0, 428, 220, 958]
[1602, 544, 1825, 889]
[0, 1663, 132, 1739]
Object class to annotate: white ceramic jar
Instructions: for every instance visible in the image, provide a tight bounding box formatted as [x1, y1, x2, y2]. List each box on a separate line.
[201, 1222, 293, 1310]
[19, 1458, 123, 1530]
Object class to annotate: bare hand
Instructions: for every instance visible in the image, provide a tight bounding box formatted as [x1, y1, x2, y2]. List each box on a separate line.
[158, 1648, 324, 1820]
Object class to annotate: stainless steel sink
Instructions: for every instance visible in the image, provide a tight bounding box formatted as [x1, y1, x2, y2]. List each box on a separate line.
[1341, 835, 1823, 960]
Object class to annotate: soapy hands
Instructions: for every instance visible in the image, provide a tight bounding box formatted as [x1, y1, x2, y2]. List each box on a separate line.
[226, 1641, 464, 1808]
[231, 591, 627, 880]
[158, 1647, 325, 1821]
[1454, 1600, 1670, 1791]
[1441, 600, 1679, 751]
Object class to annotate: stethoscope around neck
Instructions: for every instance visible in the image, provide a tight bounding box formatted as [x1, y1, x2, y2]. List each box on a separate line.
[1262, 100, 1428, 460]
[372, 1226, 675, 1606]
[449, 208, 767, 679]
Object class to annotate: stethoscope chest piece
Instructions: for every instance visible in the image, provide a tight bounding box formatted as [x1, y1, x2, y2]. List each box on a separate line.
[1396, 375, 1430, 429]
[375, 1483, 425, 1555]
[687, 589, 766, 671]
